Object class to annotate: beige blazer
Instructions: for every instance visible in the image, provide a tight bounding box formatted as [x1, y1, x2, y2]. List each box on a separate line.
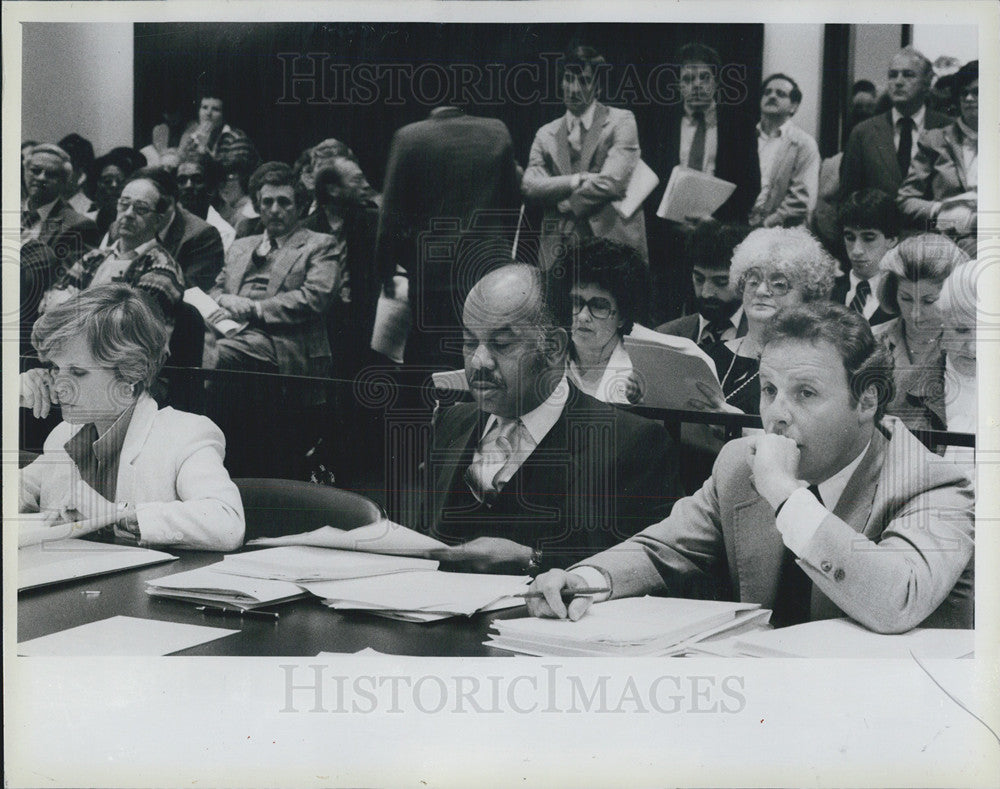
[20, 394, 245, 551]
[582, 416, 974, 632]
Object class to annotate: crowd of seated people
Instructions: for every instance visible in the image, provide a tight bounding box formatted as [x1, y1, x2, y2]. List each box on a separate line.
[17, 39, 981, 634]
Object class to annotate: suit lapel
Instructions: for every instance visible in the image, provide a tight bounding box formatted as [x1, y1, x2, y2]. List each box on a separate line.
[943, 125, 969, 191]
[578, 103, 609, 173]
[553, 120, 573, 177]
[731, 494, 787, 605]
[38, 199, 67, 245]
[265, 227, 308, 297]
[431, 406, 481, 531]
[832, 428, 886, 538]
[115, 394, 158, 503]
[873, 113, 900, 181]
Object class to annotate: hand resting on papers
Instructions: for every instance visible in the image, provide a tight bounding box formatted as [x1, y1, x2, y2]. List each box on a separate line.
[525, 569, 599, 620]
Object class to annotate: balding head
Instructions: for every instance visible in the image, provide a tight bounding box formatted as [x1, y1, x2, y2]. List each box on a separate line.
[462, 265, 569, 418]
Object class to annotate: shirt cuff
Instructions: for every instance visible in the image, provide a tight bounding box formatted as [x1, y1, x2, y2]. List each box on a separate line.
[774, 486, 828, 556]
[572, 566, 612, 602]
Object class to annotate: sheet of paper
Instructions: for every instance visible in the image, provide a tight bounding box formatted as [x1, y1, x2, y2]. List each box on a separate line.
[655, 165, 736, 222]
[18, 539, 177, 591]
[17, 616, 237, 656]
[146, 565, 306, 608]
[492, 597, 759, 654]
[246, 521, 447, 555]
[624, 327, 725, 410]
[217, 545, 438, 583]
[612, 158, 659, 219]
[303, 570, 529, 616]
[733, 618, 976, 659]
[431, 369, 469, 392]
[183, 287, 246, 337]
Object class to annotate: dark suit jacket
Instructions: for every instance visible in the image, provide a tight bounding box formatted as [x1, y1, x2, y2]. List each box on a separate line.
[646, 104, 761, 227]
[585, 417, 974, 632]
[830, 275, 893, 327]
[36, 197, 100, 265]
[374, 107, 521, 364]
[210, 226, 343, 379]
[421, 383, 683, 569]
[160, 206, 226, 291]
[655, 313, 700, 342]
[839, 108, 952, 198]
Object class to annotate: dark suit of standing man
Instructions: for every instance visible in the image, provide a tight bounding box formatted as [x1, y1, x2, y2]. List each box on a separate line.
[420, 264, 681, 574]
[521, 43, 649, 270]
[840, 47, 951, 199]
[374, 105, 521, 370]
[645, 43, 760, 324]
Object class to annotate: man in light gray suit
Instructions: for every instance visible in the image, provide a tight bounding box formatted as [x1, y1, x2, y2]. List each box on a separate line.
[528, 302, 974, 633]
[522, 43, 648, 269]
[748, 73, 820, 229]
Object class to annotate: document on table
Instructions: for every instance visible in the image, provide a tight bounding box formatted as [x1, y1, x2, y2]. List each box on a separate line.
[17, 615, 237, 656]
[246, 521, 447, 556]
[728, 618, 975, 658]
[18, 539, 177, 591]
[302, 570, 530, 619]
[217, 545, 438, 583]
[487, 596, 761, 657]
[624, 323, 725, 410]
[146, 565, 307, 610]
[655, 165, 735, 223]
[612, 158, 659, 219]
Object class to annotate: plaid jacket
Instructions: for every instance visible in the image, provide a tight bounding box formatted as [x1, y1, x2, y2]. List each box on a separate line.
[54, 242, 185, 318]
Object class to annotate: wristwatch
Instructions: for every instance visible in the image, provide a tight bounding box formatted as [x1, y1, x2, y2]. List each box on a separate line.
[526, 547, 544, 577]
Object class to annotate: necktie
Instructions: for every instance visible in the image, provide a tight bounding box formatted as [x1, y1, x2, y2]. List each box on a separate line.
[771, 484, 823, 628]
[567, 116, 582, 153]
[466, 417, 521, 501]
[897, 116, 914, 177]
[849, 279, 870, 316]
[698, 320, 727, 351]
[688, 111, 707, 171]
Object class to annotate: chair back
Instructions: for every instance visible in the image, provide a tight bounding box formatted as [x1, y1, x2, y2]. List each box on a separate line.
[233, 478, 385, 541]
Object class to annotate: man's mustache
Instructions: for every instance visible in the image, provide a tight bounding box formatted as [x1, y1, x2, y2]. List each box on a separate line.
[469, 371, 502, 387]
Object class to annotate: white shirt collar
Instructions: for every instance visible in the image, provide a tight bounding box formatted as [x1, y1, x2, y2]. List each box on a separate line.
[565, 101, 598, 132]
[817, 439, 871, 511]
[111, 236, 158, 258]
[892, 104, 926, 131]
[756, 118, 791, 139]
[697, 305, 744, 336]
[849, 268, 885, 293]
[483, 375, 568, 446]
[684, 102, 717, 125]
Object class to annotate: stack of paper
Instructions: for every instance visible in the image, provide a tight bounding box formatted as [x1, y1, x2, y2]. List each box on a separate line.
[656, 165, 735, 223]
[720, 618, 975, 659]
[19, 539, 177, 591]
[184, 286, 246, 337]
[216, 545, 438, 584]
[146, 565, 307, 611]
[612, 159, 659, 219]
[246, 521, 447, 556]
[486, 596, 764, 656]
[303, 571, 530, 622]
[624, 324, 725, 410]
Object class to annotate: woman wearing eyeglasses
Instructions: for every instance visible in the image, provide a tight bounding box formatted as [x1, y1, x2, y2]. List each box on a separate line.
[565, 237, 651, 404]
[696, 226, 838, 415]
[39, 171, 184, 324]
[898, 60, 978, 257]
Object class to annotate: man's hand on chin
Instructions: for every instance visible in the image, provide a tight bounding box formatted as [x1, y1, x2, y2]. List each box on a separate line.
[749, 433, 805, 510]
[429, 537, 533, 574]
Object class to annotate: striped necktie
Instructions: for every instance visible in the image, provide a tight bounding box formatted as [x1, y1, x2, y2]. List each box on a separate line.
[849, 279, 870, 315]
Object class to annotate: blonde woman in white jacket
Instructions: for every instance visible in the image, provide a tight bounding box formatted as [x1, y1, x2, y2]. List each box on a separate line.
[20, 283, 244, 551]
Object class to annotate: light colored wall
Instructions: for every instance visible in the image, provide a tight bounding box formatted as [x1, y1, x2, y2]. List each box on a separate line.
[21, 23, 133, 154]
[911, 25, 977, 66]
[850, 24, 903, 94]
[762, 24, 824, 140]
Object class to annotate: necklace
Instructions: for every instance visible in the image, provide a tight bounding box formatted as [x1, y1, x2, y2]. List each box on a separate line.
[720, 337, 760, 403]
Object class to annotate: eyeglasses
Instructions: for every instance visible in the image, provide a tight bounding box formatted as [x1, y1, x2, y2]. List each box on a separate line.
[176, 173, 205, 185]
[571, 295, 617, 319]
[116, 197, 156, 217]
[743, 270, 792, 296]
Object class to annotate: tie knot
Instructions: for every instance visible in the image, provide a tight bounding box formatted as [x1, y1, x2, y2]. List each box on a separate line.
[692, 110, 705, 122]
[899, 116, 913, 129]
[856, 279, 870, 296]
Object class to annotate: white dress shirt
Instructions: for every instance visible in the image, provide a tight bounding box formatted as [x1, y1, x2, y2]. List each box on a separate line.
[697, 306, 745, 346]
[756, 119, 791, 192]
[680, 103, 718, 175]
[567, 340, 633, 405]
[564, 101, 598, 151]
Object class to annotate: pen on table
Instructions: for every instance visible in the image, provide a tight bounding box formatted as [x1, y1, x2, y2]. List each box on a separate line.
[521, 587, 609, 600]
[195, 604, 279, 620]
